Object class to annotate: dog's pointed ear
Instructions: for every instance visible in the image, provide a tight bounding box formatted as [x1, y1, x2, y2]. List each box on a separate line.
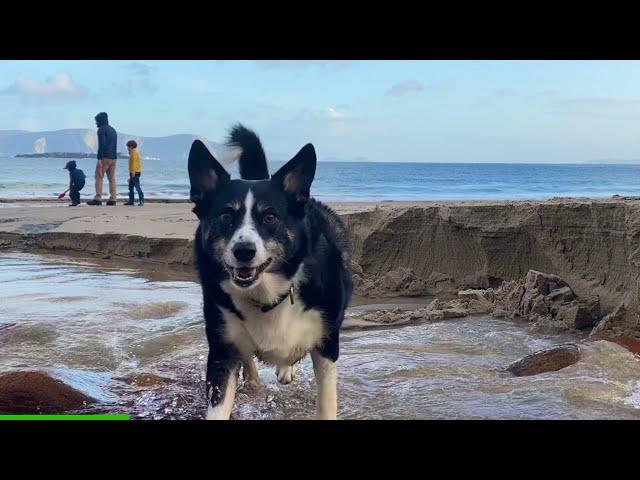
[188, 140, 230, 204]
[272, 143, 316, 201]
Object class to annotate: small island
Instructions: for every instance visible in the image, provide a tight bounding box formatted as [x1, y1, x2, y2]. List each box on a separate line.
[16, 152, 129, 159]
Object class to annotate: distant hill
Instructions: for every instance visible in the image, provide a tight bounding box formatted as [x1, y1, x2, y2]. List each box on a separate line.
[0, 129, 222, 161]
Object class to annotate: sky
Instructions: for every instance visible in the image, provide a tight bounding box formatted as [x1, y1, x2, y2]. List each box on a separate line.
[1, 60, 640, 163]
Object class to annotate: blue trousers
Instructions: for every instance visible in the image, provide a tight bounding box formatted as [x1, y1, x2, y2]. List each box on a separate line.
[128, 174, 144, 204]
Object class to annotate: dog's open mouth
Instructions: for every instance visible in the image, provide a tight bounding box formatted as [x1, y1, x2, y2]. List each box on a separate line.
[231, 258, 272, 287]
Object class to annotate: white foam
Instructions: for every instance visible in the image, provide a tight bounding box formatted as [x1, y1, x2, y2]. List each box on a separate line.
[623, 380, 640, 409]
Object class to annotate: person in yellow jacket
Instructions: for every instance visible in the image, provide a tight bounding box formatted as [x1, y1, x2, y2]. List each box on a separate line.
[125, 140, 144, 206]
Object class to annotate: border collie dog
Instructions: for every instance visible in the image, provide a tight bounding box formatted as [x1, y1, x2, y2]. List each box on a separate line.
[188, 125, 353, 420]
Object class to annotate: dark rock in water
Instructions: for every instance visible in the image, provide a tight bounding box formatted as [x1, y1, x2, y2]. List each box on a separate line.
[0, 371, 96, 414]
[507, 344, 580, 376]
[608, 336, 640, 355]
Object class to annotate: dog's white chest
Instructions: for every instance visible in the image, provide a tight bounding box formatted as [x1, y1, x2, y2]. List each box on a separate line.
[222, 296, 325, 366]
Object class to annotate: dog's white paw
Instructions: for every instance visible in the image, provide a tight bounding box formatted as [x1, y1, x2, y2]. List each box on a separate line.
[276, 363, 298, 385]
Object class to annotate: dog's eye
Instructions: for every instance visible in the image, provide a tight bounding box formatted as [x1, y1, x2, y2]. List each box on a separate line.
[263, 212, 277, 225]
[219, 212, 233, 224]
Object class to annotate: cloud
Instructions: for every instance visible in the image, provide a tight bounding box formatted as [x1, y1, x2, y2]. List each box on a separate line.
[109, 62, 159, 96]
[123, 61, 156, 76]
[111, 77, 158, 95]
[254, 60, 351, 71]
[1, 73, 89, 103]
[324, 107, 346, 119]
[293, 106, 350, 122]
[385, 80, 425, 98]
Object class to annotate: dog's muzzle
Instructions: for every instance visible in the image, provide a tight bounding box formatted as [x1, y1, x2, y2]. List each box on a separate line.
[229, 258, 273, 288]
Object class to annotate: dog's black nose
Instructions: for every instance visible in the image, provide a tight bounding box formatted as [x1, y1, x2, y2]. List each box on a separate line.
[233, 242, 256, 262]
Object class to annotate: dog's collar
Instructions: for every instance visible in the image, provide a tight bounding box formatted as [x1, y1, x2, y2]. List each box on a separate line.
[252, 285, 295, 312]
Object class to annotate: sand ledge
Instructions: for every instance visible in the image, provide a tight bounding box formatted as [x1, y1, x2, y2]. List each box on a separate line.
[2, 197, 640, 335]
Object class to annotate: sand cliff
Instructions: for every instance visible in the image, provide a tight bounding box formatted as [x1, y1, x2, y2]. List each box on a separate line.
[341, 199, 640, 323]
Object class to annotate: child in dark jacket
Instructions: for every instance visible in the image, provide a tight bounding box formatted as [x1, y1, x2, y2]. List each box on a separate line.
[63, 161, 86, 206]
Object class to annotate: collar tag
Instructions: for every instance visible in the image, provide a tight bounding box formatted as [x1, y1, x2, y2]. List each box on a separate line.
[289, 285, 295, 305]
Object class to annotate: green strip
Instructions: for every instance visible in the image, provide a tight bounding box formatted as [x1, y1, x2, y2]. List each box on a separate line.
[0, 414, 129, 420]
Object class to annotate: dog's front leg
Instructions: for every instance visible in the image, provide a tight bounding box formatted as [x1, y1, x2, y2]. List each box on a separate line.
[205, 346, 240, 420]
[311, 349, 337, 420]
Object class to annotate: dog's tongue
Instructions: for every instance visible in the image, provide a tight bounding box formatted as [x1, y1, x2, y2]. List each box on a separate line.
[235, 267, 256, 279]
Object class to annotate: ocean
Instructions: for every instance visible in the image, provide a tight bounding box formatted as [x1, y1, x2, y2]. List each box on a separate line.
[1, 156, 640, 201]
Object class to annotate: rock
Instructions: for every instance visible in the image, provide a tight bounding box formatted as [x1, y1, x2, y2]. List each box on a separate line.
[356, 267, 431, 297]
[458, 289, 487, 302]
[529, 295, 549, 315]
[524, 270, 568, 296]
[546, 286, 575, 303]
[0, 371, 96, 414]
[506, 344, 581, 376]
[555, 304, 597, 330]
[590, 304, 635, 337]
[489, 269, 601, 332]
[441, 308, 469, 319]
[351, 261, 363, 276]
[466, 299, 492, 314]
[608, 336, 640, 355]
[492, 308, 507, 318]
[482, 289, 496, 303]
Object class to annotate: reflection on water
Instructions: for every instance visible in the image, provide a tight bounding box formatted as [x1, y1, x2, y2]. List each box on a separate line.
[1, 252, 640, 419]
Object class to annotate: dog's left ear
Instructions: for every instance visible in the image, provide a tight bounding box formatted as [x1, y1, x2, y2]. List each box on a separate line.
[272, 143, 317, 201]
[188, 140, 230, 204]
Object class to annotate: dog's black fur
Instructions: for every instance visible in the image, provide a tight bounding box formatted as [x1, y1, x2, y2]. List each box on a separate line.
[188, 124, 352, 419]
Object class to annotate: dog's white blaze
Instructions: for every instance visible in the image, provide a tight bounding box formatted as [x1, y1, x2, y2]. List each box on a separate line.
[311, 350, 337, 420]
[224, 189, 269, 267]
[206, 371, 237, 420]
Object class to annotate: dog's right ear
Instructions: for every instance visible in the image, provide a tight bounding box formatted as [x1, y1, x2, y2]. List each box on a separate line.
[188, 140, 230, 206]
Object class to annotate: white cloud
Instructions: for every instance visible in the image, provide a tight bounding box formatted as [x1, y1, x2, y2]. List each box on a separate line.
[385, 80, 425, 98]
[325, 107, 346, 119]
[254, 60, 352, 71]
[108, 62, 158, 96]
[111, 77, 158, 95]
[123, 61, 156, 76]
[293, 106, 350, 123]
[1, 73, 89, 102]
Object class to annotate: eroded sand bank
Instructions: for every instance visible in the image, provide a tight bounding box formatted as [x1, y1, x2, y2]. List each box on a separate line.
[2, 197, 640, 337]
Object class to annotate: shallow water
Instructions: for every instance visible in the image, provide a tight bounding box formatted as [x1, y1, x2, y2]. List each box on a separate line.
[1, 252, 640, 419]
